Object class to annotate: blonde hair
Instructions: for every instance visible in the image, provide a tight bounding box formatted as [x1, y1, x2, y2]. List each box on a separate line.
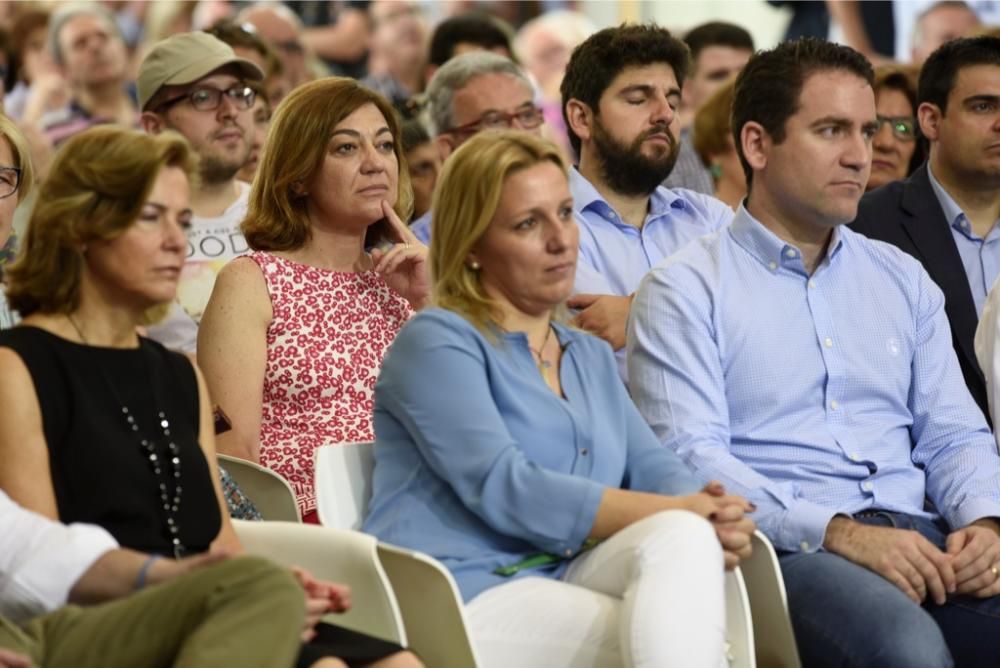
[242, 76, 413, 251]
[431, 130, 566, 332]
[6, 126, 197, 318]
[0, 114, 36, 202]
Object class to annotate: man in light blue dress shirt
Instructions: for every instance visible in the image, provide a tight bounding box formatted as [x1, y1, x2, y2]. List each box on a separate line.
[629, 38, 1000, 667]
[558, 25, 733, 379]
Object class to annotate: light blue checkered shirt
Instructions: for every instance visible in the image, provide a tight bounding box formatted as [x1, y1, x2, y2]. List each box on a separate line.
[628, 206, 1000, 553]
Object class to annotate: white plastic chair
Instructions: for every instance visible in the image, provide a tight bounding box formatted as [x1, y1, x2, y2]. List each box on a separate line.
[231, 519, 406, 645]
[218, 453, 300, 522]
[315, 442, 482, 667]
[314, 443, 799, 668]
[742, 531, 801, 667]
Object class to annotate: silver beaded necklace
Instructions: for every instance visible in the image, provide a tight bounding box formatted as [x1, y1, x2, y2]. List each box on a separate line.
[67, 314, 186, 558]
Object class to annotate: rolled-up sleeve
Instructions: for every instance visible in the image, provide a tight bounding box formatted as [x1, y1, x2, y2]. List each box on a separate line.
[378, 317, 605, 557]
[1, 491, 118, 621]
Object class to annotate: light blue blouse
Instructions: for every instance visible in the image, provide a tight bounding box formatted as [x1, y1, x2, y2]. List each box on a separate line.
[363, 307, 703, 601]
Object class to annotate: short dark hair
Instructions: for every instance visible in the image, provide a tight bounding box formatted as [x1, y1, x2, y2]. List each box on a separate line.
[560, 23, 691, 155]
[732, 37, 874, 188]
[918, 36, 1000, 113]
[401, 118, 431, 152]
[684, 21, 754, 63]
[428, 13, 515, 68]
[205, 21, 283, 79]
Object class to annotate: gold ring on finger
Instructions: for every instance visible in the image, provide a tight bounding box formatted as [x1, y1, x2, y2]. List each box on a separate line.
[992, 565, 999, 578]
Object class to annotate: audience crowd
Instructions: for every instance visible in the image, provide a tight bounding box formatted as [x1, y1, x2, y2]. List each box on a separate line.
[1, 1, 999, 667]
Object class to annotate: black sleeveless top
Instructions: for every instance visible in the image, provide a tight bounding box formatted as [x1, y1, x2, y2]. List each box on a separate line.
[0, 326, 221, 555]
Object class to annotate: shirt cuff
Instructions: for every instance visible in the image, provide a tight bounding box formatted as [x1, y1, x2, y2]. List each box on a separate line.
[770, 501, 840, 553]
[947, 498, 1000, 531]
[553, 480, 605, 559]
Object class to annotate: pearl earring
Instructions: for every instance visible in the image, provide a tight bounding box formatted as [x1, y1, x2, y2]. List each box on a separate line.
[469, 260, 481, 270]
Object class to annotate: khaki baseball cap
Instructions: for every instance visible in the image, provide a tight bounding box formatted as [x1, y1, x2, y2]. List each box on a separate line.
[138, 32, 264, 111]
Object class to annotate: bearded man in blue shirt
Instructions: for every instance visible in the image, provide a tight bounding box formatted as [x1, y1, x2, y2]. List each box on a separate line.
[629, 37, 1000, 668]
[559, 25, 734, 380]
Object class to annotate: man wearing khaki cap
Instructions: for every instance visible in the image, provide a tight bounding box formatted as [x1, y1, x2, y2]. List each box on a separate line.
[139, 31, 263, 354]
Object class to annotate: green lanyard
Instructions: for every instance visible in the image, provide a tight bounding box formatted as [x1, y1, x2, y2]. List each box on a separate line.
[493, 540, 602, 577]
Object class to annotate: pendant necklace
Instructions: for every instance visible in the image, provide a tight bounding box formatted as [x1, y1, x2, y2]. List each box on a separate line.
[527, 324, 555, 377]
[68, 314, 186, 558]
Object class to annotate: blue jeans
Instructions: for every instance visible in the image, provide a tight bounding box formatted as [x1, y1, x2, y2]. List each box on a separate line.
[778, 511, 1000, 668]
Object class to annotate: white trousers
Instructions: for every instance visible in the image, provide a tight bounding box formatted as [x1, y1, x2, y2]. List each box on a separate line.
[466, 509, 727, 668]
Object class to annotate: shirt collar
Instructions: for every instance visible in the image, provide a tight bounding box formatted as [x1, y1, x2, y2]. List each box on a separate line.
[926, 164, 968, 231]
[568, 167, 690, 227]
[728, 205, 845, 274]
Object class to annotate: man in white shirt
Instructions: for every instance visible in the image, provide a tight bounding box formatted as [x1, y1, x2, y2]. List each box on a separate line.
[0, 490, 303, 667]
[138, 32, 263, 353]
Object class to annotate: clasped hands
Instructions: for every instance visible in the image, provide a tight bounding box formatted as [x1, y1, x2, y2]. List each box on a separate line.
[682, 481, 757, 570]
[825, 516, 1000, 605]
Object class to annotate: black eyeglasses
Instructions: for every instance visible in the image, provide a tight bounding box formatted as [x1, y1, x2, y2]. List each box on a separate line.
[876, 115, 918, 142]
[446, 105, 545, 136]
[0, 166, 22, 200]
[157, 85, 256, 113]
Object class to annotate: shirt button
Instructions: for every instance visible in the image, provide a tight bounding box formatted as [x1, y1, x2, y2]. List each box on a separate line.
[768, 261, 778, 270]
[785, 248, 798, 258]
[808, 280, 816, 289]
[800, 541, 810, 551]
[862, 481, 874, 491]
[830, 400, 839, 410]
[564, 549, 573, 557]
[824, 337, 833, 348]
[850, 453, 860, 461]
[580, 448, 589, 456]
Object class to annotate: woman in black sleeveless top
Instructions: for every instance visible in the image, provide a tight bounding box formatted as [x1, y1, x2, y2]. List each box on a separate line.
[0, 127, 421, 668]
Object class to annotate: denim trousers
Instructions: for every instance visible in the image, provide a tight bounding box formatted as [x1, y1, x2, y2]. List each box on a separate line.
[778, 511, 1000, 668]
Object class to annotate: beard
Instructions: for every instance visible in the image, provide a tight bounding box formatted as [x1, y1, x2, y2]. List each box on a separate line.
[592, 117, 680, 197]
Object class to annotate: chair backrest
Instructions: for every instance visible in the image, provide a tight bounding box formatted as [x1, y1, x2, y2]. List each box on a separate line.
[377, 543, 482, 667]
[743, 531, 802, 667]
[232, 519, 406, 645]
[314, 442, 374, 530]
[218, 453, 300, 522]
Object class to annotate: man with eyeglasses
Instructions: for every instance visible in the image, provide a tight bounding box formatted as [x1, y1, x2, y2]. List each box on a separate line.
[560, 24, 734, 382]
[137, 32, 263, 354]
[852, 36, 1000, 424]
[409, 51, 545, 243]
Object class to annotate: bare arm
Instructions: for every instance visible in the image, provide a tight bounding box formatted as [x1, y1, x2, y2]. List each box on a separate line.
[187, 359, 244, 554]
[197, 258, 272, 462]
[590, 487, 744, 539]
[70, 548, 231, 605]
[0, 348, 60, 519]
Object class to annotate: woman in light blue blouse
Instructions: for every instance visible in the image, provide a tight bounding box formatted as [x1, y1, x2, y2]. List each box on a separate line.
[364, 131, 755, 668]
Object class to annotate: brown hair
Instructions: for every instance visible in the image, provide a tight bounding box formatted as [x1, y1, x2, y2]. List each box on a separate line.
[693, 77, 737, 166]
[242, 76, 413, 251]
[432, 130, 566, 332]
[6, 126, 197, 317]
